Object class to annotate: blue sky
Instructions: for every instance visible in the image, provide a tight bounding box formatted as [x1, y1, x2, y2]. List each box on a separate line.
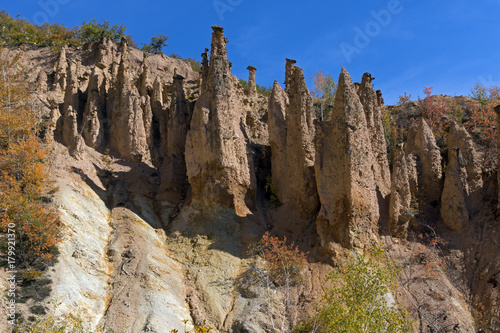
[3, 0, 500, 104]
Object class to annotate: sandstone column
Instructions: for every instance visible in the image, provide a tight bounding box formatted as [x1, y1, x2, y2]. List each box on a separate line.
[185, 25, 255, 215]
[315, 67, 379, 252]
[284, 58, 296, 93]
[441, 146, 469, 231]
[247, 66, 257, 97]
[358, 72, 391, 198]
[389, 144, 412, 238]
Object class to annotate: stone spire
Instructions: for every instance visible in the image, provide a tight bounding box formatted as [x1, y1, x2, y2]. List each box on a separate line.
[441, 145, 469, 231]
[315, 68, 379, 252]
[247, 66, 257, 97]
[108, 56, 149, 162]
[185, 25, 255, 215]
[358, 72, 391, 198]
[389, 144, 412, 238]
[268, 62, 319, 218]
[284, 58, 296, 93]
[82, 66, 105, 149]
[54, 46, 67, 91]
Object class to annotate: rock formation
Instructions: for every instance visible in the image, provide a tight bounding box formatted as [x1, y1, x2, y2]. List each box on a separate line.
[35, 67, 48, 92]
[200, 48, 209, 93]
[315, 68, 379, 251]
[284, 58, 296, 94]
[54, 46, 67, 91]
[441, 145, 469, 231]
[358, 73, 391, 198]
[389, 144, 412, 238]
[108, 57, 149, 162]
[247, 66, 257, 97]
[268, 60, 319, 218]
[185, 26, 255, 215]
[158, 74, 193, 204]
[405, 119, 442, 216]
[60, 59, 85, 157]
[447, 122, 483, 213]
[96, 38, 119, 68]
[268, 82, 288, 194]
[82, 66, 106, 149]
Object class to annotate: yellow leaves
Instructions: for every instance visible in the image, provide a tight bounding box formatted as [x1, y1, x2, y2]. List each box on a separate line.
[0, 46, 60, 262]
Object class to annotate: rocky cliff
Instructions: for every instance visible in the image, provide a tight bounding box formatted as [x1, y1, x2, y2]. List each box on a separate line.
[2, 25, 500, 333]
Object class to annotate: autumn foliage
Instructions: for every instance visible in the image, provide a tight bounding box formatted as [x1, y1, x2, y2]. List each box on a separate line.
[257, 231, 308, 286]
[0, 47, 60, 264]
[465, 83, 499, 149]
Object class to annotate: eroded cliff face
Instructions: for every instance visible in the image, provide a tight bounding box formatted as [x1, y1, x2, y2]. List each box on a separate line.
[4, 26, 500, 333]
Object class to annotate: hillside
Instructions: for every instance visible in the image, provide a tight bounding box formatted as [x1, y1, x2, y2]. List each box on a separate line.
[0, 24, 499, 333]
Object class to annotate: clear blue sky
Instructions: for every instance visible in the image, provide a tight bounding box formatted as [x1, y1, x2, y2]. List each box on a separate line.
[3, 0, 500, 104]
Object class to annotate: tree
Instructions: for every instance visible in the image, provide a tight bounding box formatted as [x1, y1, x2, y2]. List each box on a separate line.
[248, 232, 308, 332]
[311, 71, 336, 120]
[314, 243, 412, 333]
[0, 47, 60, 266]
[141, 34, 169, 54]
[465, 82, 499, 167]
[79, 19, 127, 43]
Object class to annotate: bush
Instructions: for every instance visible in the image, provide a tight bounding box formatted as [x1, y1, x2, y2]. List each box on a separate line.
[79, 19, 127, 43]
[0, 12, 137, 49]
[248, 232, 308, 332]
[0, 11, 79, 48]
[185, 58, 201, 72]
[313, 243, 412, 332]
[239, 78, 249, 91]
[256, 84, 272, 97]
[465, 83, 499, 155]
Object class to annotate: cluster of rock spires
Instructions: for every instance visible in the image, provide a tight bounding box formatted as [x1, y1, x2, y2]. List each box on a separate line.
[45, 25, 496, 256]
[19, 24, 500, 332]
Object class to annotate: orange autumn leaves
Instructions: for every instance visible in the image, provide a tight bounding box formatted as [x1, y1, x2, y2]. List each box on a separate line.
[0, 48, 59, 262]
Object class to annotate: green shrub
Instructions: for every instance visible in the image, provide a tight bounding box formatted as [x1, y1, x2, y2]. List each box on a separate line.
[312, 243, 412, 333]
[186, 58, 202, 72]
[264, 176, 278, 204]
[239, 78, 248, 91]
[141, 34, 169, 54]
[79, 19, 127, 43]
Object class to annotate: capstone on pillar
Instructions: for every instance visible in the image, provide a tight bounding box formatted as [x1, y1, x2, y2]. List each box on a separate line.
[247, 65, 257, 97]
